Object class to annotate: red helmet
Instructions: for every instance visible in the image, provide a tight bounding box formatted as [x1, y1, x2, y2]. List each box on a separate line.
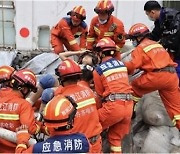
[95, 37, 116, 53]
[11, 69, 37, 92]
[0, 65, 15, 83]
[128, 23, 149, 39]
[67, 6, 86, 21]
[55, 59, 82, 78]
[44, 95, 77, 129]
[94, 0, 114, 14]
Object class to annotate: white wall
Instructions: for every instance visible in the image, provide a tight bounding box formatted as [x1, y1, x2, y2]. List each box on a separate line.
[14, 0, 162, 50]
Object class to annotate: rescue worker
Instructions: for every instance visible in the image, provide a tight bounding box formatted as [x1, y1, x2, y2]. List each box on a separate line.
[93, 37, 134, 153]
[51, 6, 88, 54]
[125, 23, 180, 130]
[87, 0, 126, 60]
[54, 59, 102, 153]
[144, 0, 180, 83]
[0, 69, 41, 153]
[0, 65, 15, 97]
[15, 95, 90, 153]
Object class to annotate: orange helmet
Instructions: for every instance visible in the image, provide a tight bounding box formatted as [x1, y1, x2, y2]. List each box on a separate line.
[128, 23, 149, 39]
[67, 6, 86, 20]
[95, 37, 117, 53]
[55, 59, 82, 78]
[0, 65, 15, 83]
[11, 69, 37, 92]
[94, 0, 114, 14]
[44, 95, 77, 129]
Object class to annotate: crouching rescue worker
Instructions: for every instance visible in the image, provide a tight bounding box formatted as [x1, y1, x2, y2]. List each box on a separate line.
[51, 6, 88, 54]
[93, 37, 133, 153]
[125, 23, 180, 130]
[0, 69, 41, 153]
[54, 59, 102, 153]
[15, 95, 90, 153]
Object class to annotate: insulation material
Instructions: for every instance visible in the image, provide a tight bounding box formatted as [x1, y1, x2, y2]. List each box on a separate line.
[0, 51, 17, 66]
[21, 52, 61, 74]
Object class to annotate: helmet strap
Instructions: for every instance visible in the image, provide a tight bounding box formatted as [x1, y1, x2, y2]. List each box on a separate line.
[65, 96, 77, 128]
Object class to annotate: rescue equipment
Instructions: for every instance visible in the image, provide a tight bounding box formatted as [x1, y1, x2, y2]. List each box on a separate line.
[0, 127, 36, 145]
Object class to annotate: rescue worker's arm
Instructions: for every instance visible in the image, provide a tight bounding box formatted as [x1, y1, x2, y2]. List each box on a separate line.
[149, 21, 162, 41]
[60, 19, 81, 51]
[15, 125, 33, 153]
[114, 21, 126, 48]
[79, 23, 88, 50]
[87, 18, 96, 50]
[124, 47, 143, 75]
[93, 70, 104, 96]
[19, 101, 41, 135]
[59, 50, 86, 61]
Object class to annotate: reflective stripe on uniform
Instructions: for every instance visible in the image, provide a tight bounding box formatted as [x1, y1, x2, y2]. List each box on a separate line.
[35, 123, 41, 134]
[0, 113, 19, 120]
[110, 146, 122, 152]
[77, 98, 96, 109]
[69, 39, 77, 45]
[143, 44, 163, 53]
[103, 67, 127, 77]
[132, 95, 141, 102]
[172, 115, 180, 125]
[172, 118, 176, 125]
[104, 32, 114, 37]
[74, 32, 82, 36]
[55, 98, 67, 116]
[16, 144, 27, 149]
[87, 37, 95, 42]
[94, 26, 100, 35]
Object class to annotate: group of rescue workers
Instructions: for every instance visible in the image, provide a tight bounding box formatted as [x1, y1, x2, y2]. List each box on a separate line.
[0, 0, 180, 153]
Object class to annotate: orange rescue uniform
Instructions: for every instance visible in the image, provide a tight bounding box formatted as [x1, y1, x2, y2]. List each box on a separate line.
[55, 84, 102, 153]
[87, 15, 125, 60]
[51, 17, 88, 54]
[93, 56, 133, 153]
[124, 38, 180, 129]
[0, 90, 40, 153]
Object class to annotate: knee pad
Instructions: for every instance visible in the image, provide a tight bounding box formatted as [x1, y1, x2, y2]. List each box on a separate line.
[41, 88, 54, 104]
[39, 74, 56, 89]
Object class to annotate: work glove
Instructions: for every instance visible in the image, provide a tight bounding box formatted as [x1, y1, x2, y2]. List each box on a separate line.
[16, 125, 30, 145]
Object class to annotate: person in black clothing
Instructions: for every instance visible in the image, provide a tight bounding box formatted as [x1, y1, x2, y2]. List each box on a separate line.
[144, 0, 180, 82]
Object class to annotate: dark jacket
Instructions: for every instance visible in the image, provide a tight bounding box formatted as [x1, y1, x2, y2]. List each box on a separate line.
[149, 7, 180, 60]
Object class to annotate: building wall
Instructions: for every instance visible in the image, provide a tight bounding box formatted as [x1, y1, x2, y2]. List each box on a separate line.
[13, 0, 162, 50]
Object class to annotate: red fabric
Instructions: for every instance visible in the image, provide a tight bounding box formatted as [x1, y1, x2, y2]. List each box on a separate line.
[54, 84, 102, 153]
[0, 90, 39, 153]
[51, 18, 87, 54]
[87, 15, 125, 50]
[32, 99, 41, 112]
